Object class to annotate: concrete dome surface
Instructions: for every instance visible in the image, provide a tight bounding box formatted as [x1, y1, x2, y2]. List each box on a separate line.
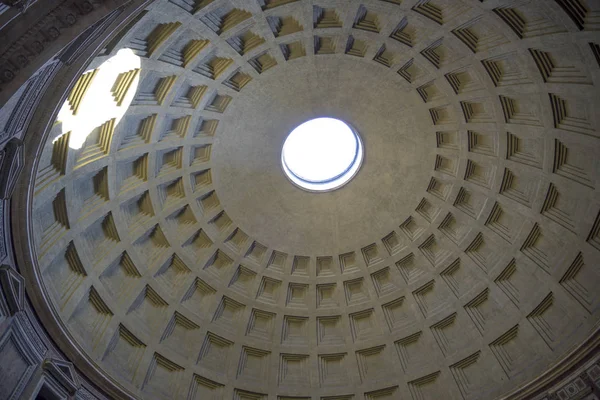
[0, 0, 599, 399]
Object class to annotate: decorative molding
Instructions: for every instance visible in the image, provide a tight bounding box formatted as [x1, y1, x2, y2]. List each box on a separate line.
[42, 357, 80, 395]
[15, 312, 47, 358]
[0, 265, 24, 316]
[58, 8, 124, 65]
[0, 201, 5, 261]
[0, 0, 34, 12]
[0, 1, 92, 87]
[0, 320, 40, 399]
[0, 138, 23, 199]
[1, 60, 61, 144]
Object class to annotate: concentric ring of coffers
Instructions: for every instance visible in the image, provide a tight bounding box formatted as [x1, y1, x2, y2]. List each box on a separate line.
[26, 0, 600, 399]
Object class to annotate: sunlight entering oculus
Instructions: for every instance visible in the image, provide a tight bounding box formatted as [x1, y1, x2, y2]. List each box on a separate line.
[55, 48, 141, 149]
[282, 117, 363, 192]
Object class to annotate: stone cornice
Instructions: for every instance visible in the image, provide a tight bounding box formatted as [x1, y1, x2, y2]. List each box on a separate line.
[0, 0, 133, 106]
[0, 0, 34, 12]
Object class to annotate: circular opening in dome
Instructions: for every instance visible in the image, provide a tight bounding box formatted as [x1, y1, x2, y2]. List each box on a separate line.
[281, 117, 364, 192]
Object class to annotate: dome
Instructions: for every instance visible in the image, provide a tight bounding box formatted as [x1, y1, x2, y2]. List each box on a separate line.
[1, 0, 600, 399]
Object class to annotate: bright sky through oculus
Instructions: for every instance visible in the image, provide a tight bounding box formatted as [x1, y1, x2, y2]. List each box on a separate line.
[282, 117, 363, 192]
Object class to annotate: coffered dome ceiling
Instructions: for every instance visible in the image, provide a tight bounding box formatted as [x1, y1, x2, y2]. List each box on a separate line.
[26, 0, 600, 399]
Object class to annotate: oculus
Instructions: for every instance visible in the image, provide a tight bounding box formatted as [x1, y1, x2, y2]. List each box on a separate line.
[281, 117, 364, 192]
